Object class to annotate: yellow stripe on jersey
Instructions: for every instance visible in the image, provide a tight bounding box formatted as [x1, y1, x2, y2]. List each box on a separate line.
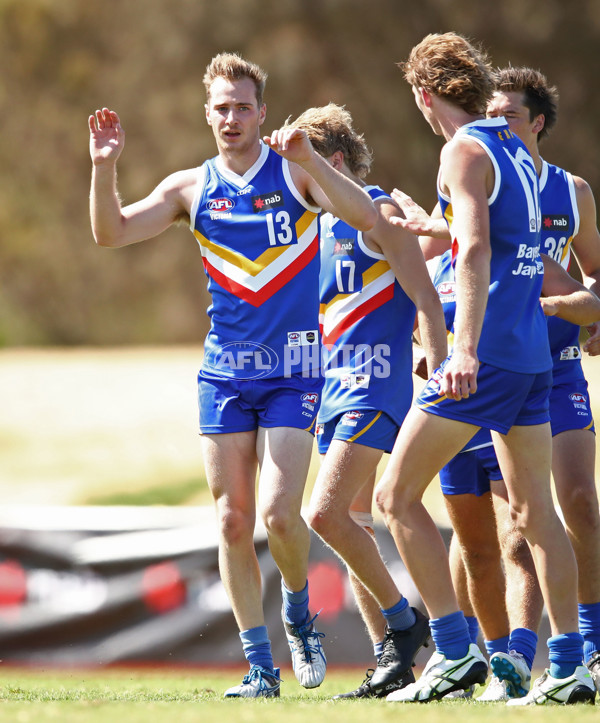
[443, 203, 454, 229]
[296, 209, 319, 239]
[348, 411, 382, 442]
[193, 210, 318, 278]
[193, 229, 287, 276]
[362, 259, 391, 287]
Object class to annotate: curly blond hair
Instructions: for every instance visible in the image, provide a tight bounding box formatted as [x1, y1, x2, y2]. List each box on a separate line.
[284, 103, 373, 178]
[203, 52, 267, 106]
[400, 32, 494, 115]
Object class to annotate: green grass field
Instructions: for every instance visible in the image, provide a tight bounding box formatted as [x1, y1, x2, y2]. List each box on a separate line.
[0, 666, 597, 723]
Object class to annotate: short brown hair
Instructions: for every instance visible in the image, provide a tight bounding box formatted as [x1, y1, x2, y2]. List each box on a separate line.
[400, 32, 494, 115]
[495, 66, 559, 142]
[203, 52, 267, 106]
[284, 103, 373, 179]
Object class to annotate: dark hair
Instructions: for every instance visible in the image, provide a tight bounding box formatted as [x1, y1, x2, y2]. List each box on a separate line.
[495, 66, 559, 142]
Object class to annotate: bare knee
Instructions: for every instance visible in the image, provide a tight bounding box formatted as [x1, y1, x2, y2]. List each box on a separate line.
[498, 513, 531, 566]
[261, 503, 300, 540]
[561, 484, 600, 535]
[218, 505, 255, 547]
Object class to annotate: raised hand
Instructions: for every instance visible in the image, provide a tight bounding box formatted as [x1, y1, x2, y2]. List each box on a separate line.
[89, 108, 125, 165]
[263, 127, 313, 165]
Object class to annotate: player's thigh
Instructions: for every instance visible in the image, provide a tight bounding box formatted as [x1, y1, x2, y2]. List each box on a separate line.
[256, 425, 314, 515]
[201, 430, 259, 512]
[552, 428, 599, 523]
[444, 491, 499, 557]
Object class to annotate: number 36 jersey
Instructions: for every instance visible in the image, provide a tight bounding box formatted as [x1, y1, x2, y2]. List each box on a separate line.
[190, 143, 321, 380]
[539, 160, 585, 384]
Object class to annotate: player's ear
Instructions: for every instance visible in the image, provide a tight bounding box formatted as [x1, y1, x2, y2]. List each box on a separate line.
[205, 104, 211, 125]
[421, 88, 433, 108]
[330, 150, 344, 170]
[532, 113, 545, 136]
[258, 103, 267, 126]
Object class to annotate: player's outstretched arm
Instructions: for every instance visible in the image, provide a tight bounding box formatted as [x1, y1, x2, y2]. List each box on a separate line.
[540, 254, 600, 325]
[89, 109, 193, 248]
[264, 127, 377, 232]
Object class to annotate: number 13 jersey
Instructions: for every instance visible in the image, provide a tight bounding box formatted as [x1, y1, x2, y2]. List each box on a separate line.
[190, 142, 321, 380]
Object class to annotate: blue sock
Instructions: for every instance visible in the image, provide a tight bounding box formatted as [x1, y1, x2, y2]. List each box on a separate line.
[465, 616, 480, 645]
[508, 627, 537, 671]
[579, 602, 600, 662]
[240, 626, 274, 672]
[381, 597, 416, 631]
[281, 579, 309, 627]
[430, 611, 470, 660]
[374, 640, 384, 661]
[484, 634, 509, 658]
[548, 632, 584, 679]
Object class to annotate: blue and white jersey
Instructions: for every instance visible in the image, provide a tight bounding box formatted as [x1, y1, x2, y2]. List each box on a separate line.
[539, 160, 585, 384]
[437, 118, 551, 374]
[428, 251, 492, 452]
[190, 143, 321, 380]
[318, 185, 416, 424]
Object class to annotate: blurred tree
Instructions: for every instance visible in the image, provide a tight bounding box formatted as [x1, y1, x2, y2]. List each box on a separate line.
[0, 0, 598, 345]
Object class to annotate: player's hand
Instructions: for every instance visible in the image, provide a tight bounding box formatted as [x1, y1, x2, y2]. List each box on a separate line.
[389, 189, 435, 234]
[89, 108, 125, 165]
[583, 322, 600, 356]
[439, 349, 479, 400]
[263, 127, 313, 165]
[540, 297, 558, 317]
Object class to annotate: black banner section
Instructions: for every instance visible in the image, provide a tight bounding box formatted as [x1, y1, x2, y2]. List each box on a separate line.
[0, 507, 551, 668]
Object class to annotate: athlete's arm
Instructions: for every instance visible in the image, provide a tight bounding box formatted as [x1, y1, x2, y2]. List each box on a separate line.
[89, 108, 193, 247]
[436, 138, 492, 400]
[569, 177, 600, 354]
[540, 254, 600, 325]
[263, 127, 377, 231]
[366, 198, 448, 376]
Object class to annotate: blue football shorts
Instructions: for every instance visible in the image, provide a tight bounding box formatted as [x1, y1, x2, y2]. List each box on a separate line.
[549, 377, 595, 436]
[416, 359, 552, 434]
[197, 371, 324, 434]
[439, 443, 503, 496]
[316, 409, 399, 454]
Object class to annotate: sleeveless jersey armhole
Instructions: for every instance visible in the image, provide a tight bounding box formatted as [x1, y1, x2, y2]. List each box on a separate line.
[189, 164, 208, 231]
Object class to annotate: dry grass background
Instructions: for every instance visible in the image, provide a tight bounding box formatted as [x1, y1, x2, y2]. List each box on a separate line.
[1, 346, 599, 523]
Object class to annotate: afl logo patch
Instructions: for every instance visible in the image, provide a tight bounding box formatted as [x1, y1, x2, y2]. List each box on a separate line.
[207, 198, 234, 212]
[569, 393, 587, 404]
[437, 282, 455, 295]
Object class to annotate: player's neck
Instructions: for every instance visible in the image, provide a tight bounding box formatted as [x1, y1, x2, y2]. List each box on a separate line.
[218, 138, 263, 176]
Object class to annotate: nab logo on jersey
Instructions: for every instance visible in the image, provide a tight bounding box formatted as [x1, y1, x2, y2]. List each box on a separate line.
[207, 198, 234, 212]
[333, 239, 355, 255]
[252, 190, 284, 212]
[542, 215, 569, 230]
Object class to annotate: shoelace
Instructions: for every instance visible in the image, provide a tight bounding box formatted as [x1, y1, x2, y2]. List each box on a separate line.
[243, 665, 280, 691]
[294, 612, 325, 662]
[378, 628, 404, 667]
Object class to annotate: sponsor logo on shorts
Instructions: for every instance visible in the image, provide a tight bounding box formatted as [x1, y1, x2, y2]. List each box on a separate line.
[341, 410, 364, 427]
[560, 346, 581, 361]
[569, 392, 587, 410]
[301, 392, 320, 412]
[252, 190, 284, 212]
[203, 341, 278, 380]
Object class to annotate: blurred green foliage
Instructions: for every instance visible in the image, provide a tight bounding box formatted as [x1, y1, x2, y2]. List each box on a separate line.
[1, 0, 599, 346]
